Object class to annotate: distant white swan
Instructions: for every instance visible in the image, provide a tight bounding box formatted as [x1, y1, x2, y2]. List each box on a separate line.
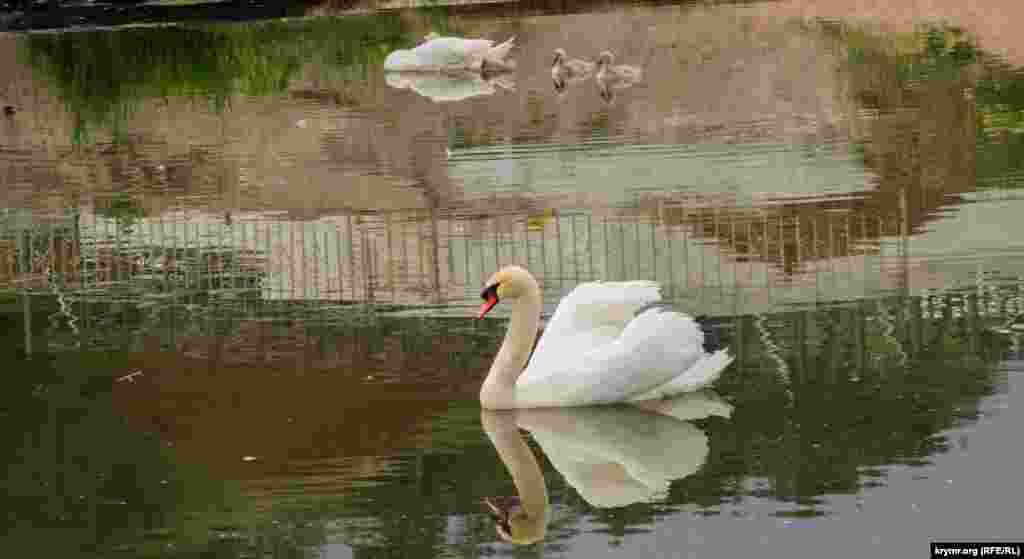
[385, 70, 515, 102]
[595, 50, 642, 103]
[478, 265, 733, 409]
[551, 48, 595, 91]
[383, 35, 516, 73]
[481, 391, 732, 543]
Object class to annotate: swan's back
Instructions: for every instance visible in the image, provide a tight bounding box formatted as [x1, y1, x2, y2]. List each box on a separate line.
[385, 37, 499, 71]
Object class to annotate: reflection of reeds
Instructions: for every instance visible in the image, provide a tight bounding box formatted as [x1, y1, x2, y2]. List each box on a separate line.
[18, 15, 410, 143]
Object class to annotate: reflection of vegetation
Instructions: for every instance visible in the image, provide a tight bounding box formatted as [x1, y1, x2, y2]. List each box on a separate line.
[18, 281, 1012, 555]
[911, 28, 978, 80]
[670, 23, 1022, 274]
[975, 59, 1024, 189]
[319, 291, 1008, 547]
[19, 15, 411, 143]
[830, 22, 1024, 191]
[0, 302, 333, 558]
[691, 296, 1003, 514]
[911, 27, 1024, 190]
[0, 357, 245, 556]
[95, 193, 146, 229]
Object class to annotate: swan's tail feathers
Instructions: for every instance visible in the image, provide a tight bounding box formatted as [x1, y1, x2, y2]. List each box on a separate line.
[627, 348, 734, 402]
[694, 314, 725, 354]
[486, 36, 516, 63]
[682, 349, 734, 390]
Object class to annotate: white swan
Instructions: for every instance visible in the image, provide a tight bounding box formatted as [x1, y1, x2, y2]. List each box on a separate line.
[477, 266, 733, 409]
[551, 48, 595, 92]
[481, 391, 731, 543]
[383, 35, 516, 73]
[595, 50, 642, 103]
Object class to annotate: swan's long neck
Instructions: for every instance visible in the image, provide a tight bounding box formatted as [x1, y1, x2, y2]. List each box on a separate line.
[480, 280, 542, 410]
[481, 411, 549, 542]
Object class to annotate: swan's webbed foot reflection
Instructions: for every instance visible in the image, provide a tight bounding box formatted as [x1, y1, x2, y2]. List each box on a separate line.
[482, 496, 521, 541]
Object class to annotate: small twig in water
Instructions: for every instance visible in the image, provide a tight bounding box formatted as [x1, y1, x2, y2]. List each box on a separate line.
[116, 370, 144, 383]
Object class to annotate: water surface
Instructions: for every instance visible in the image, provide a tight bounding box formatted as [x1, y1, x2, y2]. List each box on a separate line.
[1, 1, 1023, 557]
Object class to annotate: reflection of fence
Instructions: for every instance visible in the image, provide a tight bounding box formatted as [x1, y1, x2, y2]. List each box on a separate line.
[0, 208, 80, 289]
[5, 205, 1024, 320]
[29, 277, 1023, 371]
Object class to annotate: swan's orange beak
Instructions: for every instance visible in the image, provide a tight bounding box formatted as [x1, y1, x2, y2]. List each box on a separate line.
[478, 294, 498, 319]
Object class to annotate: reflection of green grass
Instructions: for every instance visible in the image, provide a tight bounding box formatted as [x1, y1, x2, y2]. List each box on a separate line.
[96, 193, 146, 227]
[19, 15, 413, 144]
[830, 21, 1024, 190]
[975, 59, 1024, 188]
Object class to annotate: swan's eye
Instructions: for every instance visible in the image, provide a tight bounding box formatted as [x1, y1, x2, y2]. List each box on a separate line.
[481, 283, 500, 301]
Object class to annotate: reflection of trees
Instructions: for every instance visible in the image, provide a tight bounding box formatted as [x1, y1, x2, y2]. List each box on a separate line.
[664, 24, 1024, 274]
[833, 26, 978, 228]
[974, 54, 1024, 189]
[677, 292, 1006, 516]
[9, 279, 1011, 555]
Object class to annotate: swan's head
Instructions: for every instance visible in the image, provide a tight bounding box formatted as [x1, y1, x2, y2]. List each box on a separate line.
[483, 496, 546, 545]
[552, 48, 567, 66]
[597, 50, 615, 68]
[478, 265, 537, 318]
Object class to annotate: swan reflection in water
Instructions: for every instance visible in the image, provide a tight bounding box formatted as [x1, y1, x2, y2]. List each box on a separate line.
[385, 71, 516, 103]
[480, 390, 733, 544]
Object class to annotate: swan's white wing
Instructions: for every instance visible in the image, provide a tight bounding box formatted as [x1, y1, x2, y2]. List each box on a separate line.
[517, 307, 706, 407]
[412, 37, 495, 68]
[524, 280, 661, 382]
[545, 280, 661, 335]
